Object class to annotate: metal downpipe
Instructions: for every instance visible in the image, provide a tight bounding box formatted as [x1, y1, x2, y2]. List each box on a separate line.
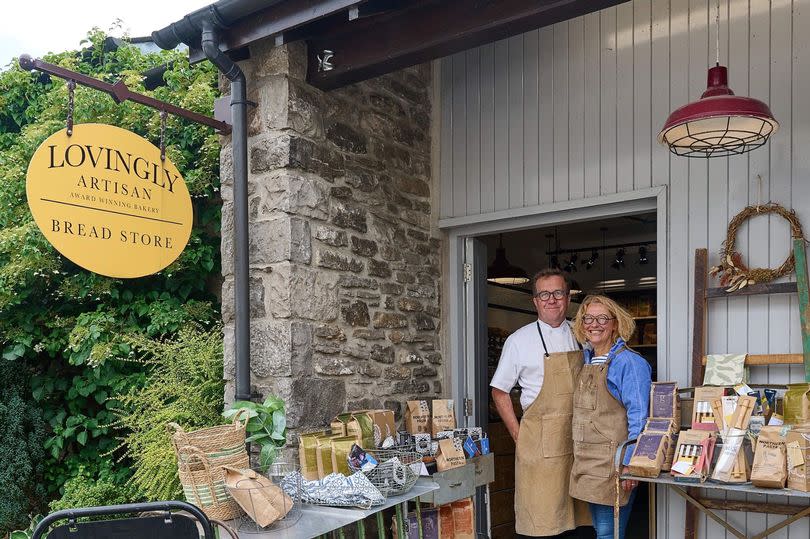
[201, 24, 251, 402]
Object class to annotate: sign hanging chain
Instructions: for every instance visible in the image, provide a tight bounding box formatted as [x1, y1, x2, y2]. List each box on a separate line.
[66, 79, 75, 136]
[159, 109, 168, 161]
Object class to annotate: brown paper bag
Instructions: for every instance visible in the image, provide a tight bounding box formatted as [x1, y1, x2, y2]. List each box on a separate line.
[316, 434, 342, 478]
[223, 467, 293, 527]
[405, 400, 431, 434]
[786, 426, 810, 491]
[751, 426, 788, 488]
[431, 400, 456, 437]
[450, 498, 475, 539]
[650, 382, 681, 432]
[436, 438, 467, 472]
[628, 432, 669, 478]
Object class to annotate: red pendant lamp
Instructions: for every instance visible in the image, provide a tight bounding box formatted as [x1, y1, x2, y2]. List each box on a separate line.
[658, 1, 778, 157]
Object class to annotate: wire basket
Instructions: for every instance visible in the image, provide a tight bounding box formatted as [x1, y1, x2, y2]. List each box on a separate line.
[230, 461, 302, 534]
[348, 447, 422, 498]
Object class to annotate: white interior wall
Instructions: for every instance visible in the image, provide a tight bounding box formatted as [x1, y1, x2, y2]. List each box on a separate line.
[438, 0, 810, 537]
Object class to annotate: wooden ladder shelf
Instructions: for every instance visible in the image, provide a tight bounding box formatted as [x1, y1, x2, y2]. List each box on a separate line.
[684, 238, 810, 539]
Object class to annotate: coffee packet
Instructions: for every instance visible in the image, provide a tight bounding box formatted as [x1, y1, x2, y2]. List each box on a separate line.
[751, 426, 788, 488]
[786, 427, 810, 492]
[436, 437, 467, 472]
[784, 383, 810, 426]
[650, 382, 681, 432]
[629, 431, 670, 478]
[330, 436, 357, 476]
[298, 430, 329, 480]
[405, 400, 431, 434]
[432, 400, 456, 437]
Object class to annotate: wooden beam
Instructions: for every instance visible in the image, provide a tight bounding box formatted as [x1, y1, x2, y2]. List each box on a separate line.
[701, 354, 804, 366]
[705, 281, 797, 298]
[698, 498, 808, 516]
[686, 248, 708, 539]
[306, 0, 631, 90]
[794, 237, 810, 381]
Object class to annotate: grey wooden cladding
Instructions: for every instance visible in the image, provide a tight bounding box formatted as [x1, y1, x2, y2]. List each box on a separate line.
[439, 0, 810, 537]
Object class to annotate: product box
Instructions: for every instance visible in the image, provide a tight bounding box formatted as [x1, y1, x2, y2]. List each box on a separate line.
[671, 429, 715, 481]
[692, 386, 726, 430]
[650, 382, 681, 432]
[786, 428, 810, 492]
[628, 432, 670, 478]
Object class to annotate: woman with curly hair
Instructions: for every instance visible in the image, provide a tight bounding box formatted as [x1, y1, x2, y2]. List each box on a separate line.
[568, 295, 652, 539]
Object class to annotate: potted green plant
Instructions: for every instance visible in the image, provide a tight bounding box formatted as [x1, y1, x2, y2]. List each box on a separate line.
[223, 396, 287, 471]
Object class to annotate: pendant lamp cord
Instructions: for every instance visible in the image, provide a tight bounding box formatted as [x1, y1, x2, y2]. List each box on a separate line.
[715, 0, 721, 65]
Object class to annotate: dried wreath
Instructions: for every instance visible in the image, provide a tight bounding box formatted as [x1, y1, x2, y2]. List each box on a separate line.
[709, 203, 804, 291]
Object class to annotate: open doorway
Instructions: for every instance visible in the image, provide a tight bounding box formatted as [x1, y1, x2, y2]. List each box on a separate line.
[481, 212, 657, 539]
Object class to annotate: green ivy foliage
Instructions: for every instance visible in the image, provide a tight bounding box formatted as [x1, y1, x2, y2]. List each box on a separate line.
[0, 363, 47, 532]
[113, 325, 226, 501]
[0, 27, 222, 515]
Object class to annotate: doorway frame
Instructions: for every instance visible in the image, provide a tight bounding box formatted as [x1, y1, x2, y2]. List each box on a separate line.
[440, 186, 667, 536]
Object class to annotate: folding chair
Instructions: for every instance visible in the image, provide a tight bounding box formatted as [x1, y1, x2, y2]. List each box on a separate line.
[31, 501, 216, 539]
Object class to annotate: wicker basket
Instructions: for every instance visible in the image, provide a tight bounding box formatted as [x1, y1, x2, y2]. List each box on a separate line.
[177, 445, 245, 521]
[169, 409, 250, 461]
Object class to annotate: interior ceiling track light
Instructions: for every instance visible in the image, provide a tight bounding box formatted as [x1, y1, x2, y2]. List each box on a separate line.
[658, 0, 778, 157]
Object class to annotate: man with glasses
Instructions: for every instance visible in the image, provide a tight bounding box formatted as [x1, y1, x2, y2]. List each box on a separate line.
[490, 269, 591, 538]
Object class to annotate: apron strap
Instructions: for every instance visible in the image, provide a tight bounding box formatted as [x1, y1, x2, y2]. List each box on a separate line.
[536, 321, 550, 357]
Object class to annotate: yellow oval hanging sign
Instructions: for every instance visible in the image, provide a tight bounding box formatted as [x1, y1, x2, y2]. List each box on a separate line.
[26, 123, 193, 278]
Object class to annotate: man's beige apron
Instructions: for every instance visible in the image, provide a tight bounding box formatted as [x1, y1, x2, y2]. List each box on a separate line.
[515, 344, 591, 536]
[569, 351, 631, 507]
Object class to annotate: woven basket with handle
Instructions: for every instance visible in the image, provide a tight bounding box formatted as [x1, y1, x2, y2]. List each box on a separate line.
[169, 409, 250, 462]
[176, 445, 245, 521]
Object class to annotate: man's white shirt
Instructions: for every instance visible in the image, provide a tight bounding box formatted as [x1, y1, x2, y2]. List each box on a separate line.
[490, 319, 579, 411]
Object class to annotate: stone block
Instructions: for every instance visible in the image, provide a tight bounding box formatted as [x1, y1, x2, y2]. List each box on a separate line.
[330, 186, 353, 199]
[314, 225, 347, 247]
[348, 397, 383, 410]
[406, 284, 435, 298]
[400, 352, 423, 365]
[260, 169, 329, 220]
[221, 274, 267, 324]
[314, 343, 340, 355]
[338, 275, 378, 289]
[372, 312, 407, 329]
[314, 357, 355, 376]
[424, 352, 442, 365]
[341, 300, 370, 327]
[387, 331, 404, 344]
[249, 319, 293, 378]
[380, 282, 403, 295]
[397, 298, 422, 312]
[370, 344, 395, 364]
[267, 263, 339, 321]
[413, 312, 435, 330]
[352, 328, 385, 341]
[288, 378, 346, 430]
[384, 366, 411, 380]
[357, 363, 382, 378]
[331, 201, 368, 233]
[317, 249, 364, 273]
[326, 121, 368, 154]
[288, 79, 324, 139]
[394, 175, 430, 197]
[250, 215, 311, 265]
[350, 236, 378, 257]
[314, 324, 346, 341]
[368, 259, 392, 278]
[413, 365, 438, 378]
[343, 169, 379, 192]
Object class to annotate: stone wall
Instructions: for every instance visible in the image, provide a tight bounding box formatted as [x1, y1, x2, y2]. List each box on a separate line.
[220, 41, 442, 431]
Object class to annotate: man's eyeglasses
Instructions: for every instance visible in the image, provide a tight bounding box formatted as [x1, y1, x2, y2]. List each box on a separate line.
[534, 289, 566, 301]
[582, 314, 616, 325]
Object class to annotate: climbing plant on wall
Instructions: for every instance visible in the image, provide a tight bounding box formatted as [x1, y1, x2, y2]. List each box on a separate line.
[0, 28, 222, 532]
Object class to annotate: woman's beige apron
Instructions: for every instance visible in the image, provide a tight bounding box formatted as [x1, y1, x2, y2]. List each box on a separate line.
[514, 325, 591, 536]
[569, 350, 631, 507]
